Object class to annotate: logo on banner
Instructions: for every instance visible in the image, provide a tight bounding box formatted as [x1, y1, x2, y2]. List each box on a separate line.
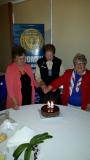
[20, 28, 44, 52]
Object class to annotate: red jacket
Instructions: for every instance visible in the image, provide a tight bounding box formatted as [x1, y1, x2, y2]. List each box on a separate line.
[51, 69, 90, 110]
[5, 62, 36, 108]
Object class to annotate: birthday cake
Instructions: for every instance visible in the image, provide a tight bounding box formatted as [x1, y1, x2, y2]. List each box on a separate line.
[41, 101, 60, 117]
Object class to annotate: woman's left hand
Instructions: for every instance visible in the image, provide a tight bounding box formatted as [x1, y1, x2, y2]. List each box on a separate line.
[86, 104, 90, 111]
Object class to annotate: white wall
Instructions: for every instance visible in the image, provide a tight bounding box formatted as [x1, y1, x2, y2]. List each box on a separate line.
[13, 0, 90, 69]
[52, 0, 90, 69]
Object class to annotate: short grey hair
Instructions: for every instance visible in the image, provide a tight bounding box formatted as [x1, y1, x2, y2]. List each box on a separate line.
[73, 53, 87, 65]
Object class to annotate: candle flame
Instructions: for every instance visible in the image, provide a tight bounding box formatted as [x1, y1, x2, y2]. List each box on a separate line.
[47, 101, 54, 108]
[47, 101, 51, 108]
[51, 101, 54, 108]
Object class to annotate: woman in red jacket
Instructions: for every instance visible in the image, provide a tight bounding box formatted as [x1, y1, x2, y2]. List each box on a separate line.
[43, 53, 90, 111]
[5, 46, 36, 109]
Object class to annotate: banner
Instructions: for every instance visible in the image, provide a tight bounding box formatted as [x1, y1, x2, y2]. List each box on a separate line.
[13, 24, 45, 103]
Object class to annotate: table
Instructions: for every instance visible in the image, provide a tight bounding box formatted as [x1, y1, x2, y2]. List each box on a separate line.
[0, 104, 90, 160]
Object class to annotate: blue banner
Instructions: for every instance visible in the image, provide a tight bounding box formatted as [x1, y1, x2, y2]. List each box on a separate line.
[13, 24, 44, 71]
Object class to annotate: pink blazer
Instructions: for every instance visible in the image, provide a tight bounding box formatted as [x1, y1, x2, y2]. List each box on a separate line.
[5, 62, 36, 108]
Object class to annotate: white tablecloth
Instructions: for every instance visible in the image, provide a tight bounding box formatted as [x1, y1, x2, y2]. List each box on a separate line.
[0, 104, 90, 160]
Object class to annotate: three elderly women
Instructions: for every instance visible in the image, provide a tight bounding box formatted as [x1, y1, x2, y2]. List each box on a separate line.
[5, 44, 90, 111]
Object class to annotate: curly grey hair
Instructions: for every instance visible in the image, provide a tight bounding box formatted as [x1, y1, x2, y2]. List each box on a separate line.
[73, 53, 87, 66]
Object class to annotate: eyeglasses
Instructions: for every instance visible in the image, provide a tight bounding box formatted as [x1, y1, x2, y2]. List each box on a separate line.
[75, 62, 85, 66]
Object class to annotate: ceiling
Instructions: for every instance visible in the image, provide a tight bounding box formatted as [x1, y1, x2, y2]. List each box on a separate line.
[0, 0, 27, 5]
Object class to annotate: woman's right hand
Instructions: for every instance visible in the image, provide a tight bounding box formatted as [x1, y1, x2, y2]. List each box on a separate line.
[43, 85, 52, 94]
[13, 106, 20, 110]
[12, 97, 20, 110]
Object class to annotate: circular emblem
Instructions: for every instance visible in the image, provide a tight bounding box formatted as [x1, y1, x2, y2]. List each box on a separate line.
[20, 28, 44, 52]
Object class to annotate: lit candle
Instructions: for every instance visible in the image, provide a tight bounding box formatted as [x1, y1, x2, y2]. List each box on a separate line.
[51, 101, 54, 108]
[51, 101, 54, 112]
[47, 101, 51, 108]
[47, 101, 51, 112]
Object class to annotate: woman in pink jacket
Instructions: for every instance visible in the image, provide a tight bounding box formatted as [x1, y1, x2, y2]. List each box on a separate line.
[43, 53, 90, 111]
[5, 46, 36, 109]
